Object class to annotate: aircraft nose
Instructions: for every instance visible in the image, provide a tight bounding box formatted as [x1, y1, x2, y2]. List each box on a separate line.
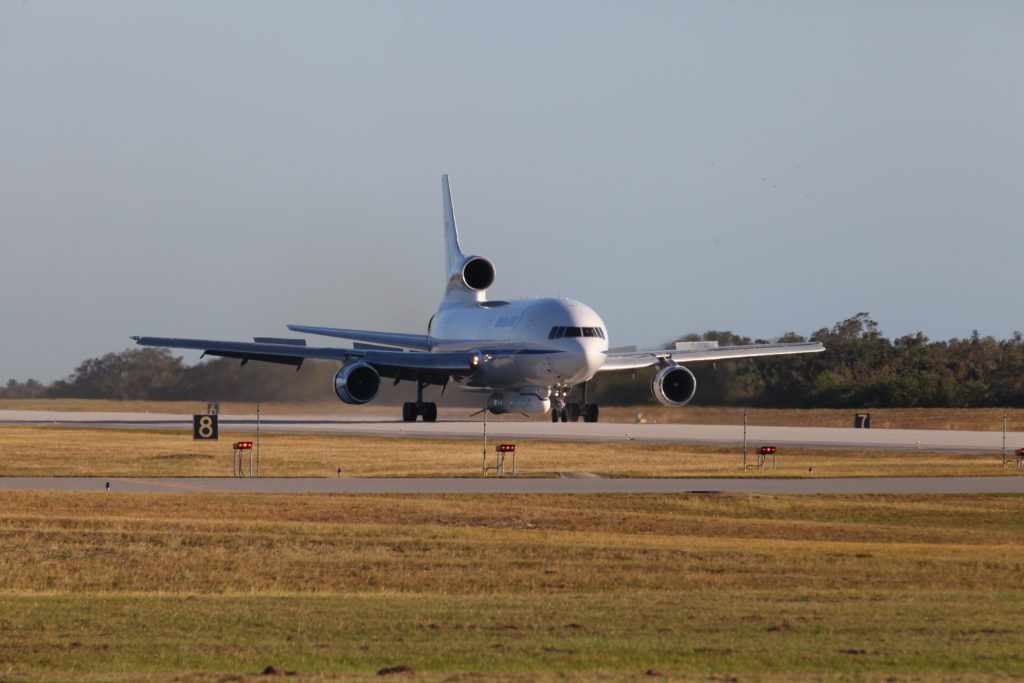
[585, 344, 606, 375]
[552, 338, 605, 383]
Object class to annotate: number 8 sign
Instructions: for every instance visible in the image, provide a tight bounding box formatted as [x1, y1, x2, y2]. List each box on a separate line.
[193, 414, 219, 441]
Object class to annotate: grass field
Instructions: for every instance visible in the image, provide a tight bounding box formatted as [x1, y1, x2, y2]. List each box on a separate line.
[1, 424, 1021, 478]
[1, 491, 1023, 680]
[3, 404, 1024, 679]
[4, 398, 1024, 431]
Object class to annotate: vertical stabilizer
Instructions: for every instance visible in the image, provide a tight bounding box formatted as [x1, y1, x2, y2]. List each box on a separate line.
[439, 174, 495, 306]
[442, 174, 465, 278]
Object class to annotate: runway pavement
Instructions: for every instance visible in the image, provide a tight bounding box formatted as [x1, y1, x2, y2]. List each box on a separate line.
[3, 408, 1023, 453]
[2, 475, 1023, 494]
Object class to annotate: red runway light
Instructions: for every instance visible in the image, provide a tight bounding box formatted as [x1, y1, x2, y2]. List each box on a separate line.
[497, 444, 516, 453]
[759, 446, 777, 455]
[234, 441, 253, 450]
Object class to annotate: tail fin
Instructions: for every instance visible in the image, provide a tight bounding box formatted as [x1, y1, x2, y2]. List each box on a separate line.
[442, 174, 465, 278]
[440, 175, 494, 306]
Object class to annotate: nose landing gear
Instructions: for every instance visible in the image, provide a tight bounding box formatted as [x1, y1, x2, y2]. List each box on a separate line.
[550, 384, 600, 423]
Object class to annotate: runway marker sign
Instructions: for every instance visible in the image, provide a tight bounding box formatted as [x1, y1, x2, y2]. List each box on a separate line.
[193, 414, 219, 441]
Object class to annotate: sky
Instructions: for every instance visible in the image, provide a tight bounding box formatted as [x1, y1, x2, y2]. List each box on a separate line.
[2, 1, 1022, 383]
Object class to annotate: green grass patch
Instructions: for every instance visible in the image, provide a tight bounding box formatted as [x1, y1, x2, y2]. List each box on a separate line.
[3, 591, 1023, 680]
[1, 492, 1024, 679]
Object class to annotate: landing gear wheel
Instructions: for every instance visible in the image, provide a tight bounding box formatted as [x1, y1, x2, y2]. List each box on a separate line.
[583, 403, 600, 423]
[551, 409, 560, 423]
[559, 408, 568, 423]
[401, 402, 417, 422]
[567, 403, 581, 422]
[422, 402, 438, 422]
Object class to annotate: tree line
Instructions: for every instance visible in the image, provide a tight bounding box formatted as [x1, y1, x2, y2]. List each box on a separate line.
[4, 313, 1023, 408]
[592, 312, 1024, 408]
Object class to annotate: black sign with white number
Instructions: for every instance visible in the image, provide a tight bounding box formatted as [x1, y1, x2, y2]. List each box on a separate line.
[193, 414, 219, 441]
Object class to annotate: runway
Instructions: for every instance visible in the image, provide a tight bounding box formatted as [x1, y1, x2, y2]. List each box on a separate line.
[3, 408, 1023, 453]
[2, 475, 1023, 494]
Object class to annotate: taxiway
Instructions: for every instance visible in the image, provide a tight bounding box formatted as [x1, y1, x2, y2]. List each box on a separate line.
[3, 409, 1022, 453]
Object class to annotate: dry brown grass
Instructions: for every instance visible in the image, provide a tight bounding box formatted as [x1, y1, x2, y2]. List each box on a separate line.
[2, 491, 1022, 595]
[1, 424, 1020, 478]
[2, 491, 1024, 679]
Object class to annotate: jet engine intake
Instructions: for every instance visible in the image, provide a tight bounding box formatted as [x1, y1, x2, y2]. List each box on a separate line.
[652, 365, 697, 407]
[462, 256, 495, 291]
[487, 392, 551, 415]
[334, 363, 381, 404]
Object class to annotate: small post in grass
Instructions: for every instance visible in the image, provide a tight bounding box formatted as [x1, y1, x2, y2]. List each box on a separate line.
[1002, 408, 1008, 467]
[255, 403, 261, 477]
[481, 410, 488, 473]
[742, 409, 748, 470]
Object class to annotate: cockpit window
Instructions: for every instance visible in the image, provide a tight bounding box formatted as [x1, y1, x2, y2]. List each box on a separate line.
[550, 326, 606, 339]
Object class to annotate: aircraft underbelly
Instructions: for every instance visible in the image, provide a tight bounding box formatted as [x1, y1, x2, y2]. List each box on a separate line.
[469, 353, 542, 388]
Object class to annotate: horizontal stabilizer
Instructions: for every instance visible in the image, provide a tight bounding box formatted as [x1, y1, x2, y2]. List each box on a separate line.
[354, 342, 402, 352]
[253, 337, 307, 346]
[287, 325, 431, 350]
[674, 341, 718, 351]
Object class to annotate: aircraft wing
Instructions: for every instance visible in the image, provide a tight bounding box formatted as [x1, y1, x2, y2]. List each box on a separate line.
[599, 341, 824, 372]
[286, 325, 431, 351]
[131, 336, 476, 375]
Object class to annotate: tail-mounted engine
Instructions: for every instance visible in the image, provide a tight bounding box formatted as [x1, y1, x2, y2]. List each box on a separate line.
[334, 362, 381, 404]
[487, 391, 551, 415]
[652, 364, 697, 407]
[460, 256, 495, 291]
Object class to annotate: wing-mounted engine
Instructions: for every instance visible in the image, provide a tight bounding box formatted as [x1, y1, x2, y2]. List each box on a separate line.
[334, 362, 381, 404]
[652, 365, 697, 407]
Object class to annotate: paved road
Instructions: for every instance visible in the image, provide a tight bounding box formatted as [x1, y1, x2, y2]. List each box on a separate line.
[3, 409, 1023, 453]
[2, 476, 1023, 494]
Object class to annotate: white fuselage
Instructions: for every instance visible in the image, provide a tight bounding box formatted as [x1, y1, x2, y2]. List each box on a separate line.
[429, 297, 608, 393]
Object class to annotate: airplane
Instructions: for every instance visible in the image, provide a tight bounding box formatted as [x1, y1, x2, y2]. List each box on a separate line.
[134, 175, 824, 423]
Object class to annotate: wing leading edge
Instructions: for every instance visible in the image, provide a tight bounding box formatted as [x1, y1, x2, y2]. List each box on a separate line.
[131, 336, 476, 375]
[599, 341, 824, 372]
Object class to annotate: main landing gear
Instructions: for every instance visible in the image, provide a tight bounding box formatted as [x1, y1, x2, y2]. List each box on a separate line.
[550, 383, 600, 423]
[551, 402, 599, 423]
[402, 378, 438, 422]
